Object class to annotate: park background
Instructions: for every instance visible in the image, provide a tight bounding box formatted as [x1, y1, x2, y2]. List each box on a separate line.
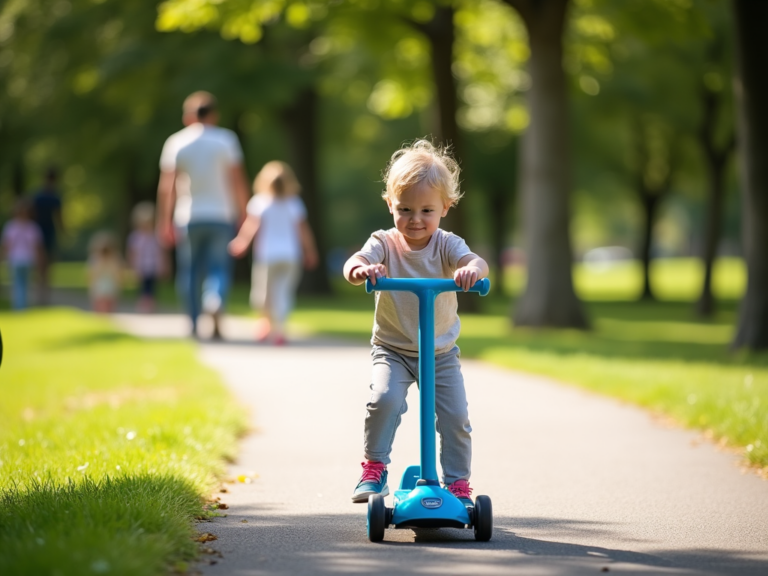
[2, 1, 768, 575]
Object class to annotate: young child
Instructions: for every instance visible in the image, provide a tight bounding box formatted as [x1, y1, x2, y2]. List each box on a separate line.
[228, 161, 318, 345]
[87, 231, 122, 313]
[1, 198, 43, 310]
[127, 202, 164, 313]
[343, 139, 489, 504]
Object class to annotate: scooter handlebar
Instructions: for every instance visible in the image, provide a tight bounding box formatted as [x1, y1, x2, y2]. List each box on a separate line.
[365, 277, 490, 296]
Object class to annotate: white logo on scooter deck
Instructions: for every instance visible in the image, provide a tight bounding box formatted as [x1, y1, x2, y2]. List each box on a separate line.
[421, 498, 443, 509]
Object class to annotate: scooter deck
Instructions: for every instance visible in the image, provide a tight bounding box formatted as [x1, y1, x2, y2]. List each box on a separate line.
[390, 465, 472, 529]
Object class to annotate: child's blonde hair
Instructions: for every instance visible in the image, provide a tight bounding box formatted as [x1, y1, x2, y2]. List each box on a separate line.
[383, 139, 462, 206]
[253, 161, 301, 198]
[88, 231, 118, 259]
[131, 201, 155, 228]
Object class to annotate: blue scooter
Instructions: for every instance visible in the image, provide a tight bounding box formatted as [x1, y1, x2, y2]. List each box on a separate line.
[364, 277, 493, 542]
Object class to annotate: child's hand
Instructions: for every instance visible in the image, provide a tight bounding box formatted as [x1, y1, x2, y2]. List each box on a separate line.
[351, 263, 387, 286]
[454, 265, 483, 292]
[304, 250, 319, 270]
[228, 236, 250, 258]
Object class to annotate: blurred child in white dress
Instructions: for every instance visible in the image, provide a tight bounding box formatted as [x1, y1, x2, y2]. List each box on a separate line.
[88, 231, 122, 313]
[228, 161, 318, 345]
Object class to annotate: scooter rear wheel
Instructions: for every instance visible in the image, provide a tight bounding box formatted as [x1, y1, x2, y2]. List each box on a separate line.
[367, 494, 387, 542]
[473, 495, 493, 542]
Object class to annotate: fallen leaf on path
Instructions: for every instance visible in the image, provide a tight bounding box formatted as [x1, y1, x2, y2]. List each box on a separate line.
[195, 533, 218, 543]
[216, 503, 229, 510]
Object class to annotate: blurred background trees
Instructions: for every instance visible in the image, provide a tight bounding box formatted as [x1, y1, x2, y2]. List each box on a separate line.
[1, 0, 765, 348]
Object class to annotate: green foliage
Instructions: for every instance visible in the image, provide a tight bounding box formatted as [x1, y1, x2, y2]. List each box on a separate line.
[0, 309, 246, 575]
[565, 0, 738, 252]
[0, 0, 744, 282]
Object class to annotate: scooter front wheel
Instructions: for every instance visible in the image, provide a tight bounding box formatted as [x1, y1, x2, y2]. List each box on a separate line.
[367, 494, 387, 542]
[473, 495, 493, 542]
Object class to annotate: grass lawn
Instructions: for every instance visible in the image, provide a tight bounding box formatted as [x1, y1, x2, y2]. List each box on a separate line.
[285, 257, 768, 474]
[0, 310, 246, 576]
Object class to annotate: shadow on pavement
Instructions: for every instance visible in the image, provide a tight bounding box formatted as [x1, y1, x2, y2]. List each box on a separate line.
[199, 506, 768, 576]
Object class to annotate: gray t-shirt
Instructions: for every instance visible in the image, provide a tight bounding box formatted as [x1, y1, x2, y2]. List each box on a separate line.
[354, 228, 476, 357]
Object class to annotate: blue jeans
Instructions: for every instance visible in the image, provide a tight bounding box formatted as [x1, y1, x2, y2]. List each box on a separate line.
[175, 222, 235, 329]
[10, 264, 31, 310]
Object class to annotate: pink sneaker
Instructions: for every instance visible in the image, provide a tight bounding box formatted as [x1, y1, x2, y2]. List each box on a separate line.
[351, 461, 389, 503]
[447, 479, 473, 505]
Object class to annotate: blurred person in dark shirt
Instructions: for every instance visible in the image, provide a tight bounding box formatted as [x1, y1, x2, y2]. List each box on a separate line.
[31, 167, 64, 305]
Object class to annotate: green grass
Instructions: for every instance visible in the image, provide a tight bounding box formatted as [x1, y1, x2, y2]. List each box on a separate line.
[0, 310, 247, 576]
[284, 258, 768, 473]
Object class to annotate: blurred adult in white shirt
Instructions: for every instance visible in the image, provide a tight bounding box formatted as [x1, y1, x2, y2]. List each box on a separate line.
[156, 92, 250, 338]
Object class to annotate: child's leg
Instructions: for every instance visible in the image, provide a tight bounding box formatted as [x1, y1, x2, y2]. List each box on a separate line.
[11, 265, 29, 310]
[250, 262, 271, 339]
[434, 346, 472, 485]
[364, 346, 416, 465]
[269, 261, 301, 338]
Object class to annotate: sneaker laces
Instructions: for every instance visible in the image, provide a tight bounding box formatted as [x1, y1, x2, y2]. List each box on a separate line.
[360, 461, 386, 482]
[448, 479, 473, 499]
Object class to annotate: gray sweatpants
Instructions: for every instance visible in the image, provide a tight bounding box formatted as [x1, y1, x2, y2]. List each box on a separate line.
[364, 344, 472, 485]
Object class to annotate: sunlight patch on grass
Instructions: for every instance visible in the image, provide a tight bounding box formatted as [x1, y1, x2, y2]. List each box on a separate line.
[503, 257, 745, 301]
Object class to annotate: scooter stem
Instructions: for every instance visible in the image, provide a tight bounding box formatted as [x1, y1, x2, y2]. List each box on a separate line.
[366, 277, 490, 484]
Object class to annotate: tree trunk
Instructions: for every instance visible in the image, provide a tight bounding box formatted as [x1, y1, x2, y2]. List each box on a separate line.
[281, 87, 331, 294]
[422, 6, 466, 238]
[639, 193, 658, 300]
[731, 0, 768, 350]
[696, 156, 727, 317]
[12, 156, 25, 198]
[505, 0, 587, 328]
[421, 6, 477, 311]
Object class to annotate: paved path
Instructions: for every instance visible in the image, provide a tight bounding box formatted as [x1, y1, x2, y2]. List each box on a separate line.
[113, 314, 768, 576]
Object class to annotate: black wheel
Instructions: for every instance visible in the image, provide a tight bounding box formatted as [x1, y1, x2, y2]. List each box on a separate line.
[367, 494, 387, 542]
[473, 495, 493, 542]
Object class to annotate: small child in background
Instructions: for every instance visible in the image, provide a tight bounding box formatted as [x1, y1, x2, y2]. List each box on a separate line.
[228, 161, 318, 345]
[87, 231, 122, 313]
[1, 198, 43, 310]
[127, 202, 164, 313]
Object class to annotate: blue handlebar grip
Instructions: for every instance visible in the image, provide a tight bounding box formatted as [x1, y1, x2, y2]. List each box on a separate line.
[365, 277, 490, 296]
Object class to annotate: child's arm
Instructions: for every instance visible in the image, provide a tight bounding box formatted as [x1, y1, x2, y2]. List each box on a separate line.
[156, 170, 177, 248]
[454, 254, 489, 291]
[343, 255, 387, 286]
[228, 214, 260, 258]
[298, 220, 319, 270]
[228, 163, 250, 225]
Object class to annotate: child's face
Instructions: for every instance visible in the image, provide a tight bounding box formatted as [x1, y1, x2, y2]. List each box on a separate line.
[387, 182, 450, 250]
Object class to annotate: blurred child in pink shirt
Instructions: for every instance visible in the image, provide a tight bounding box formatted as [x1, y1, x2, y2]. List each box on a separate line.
[1, 199, 43, 310]
[128, 202, 165, 313]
